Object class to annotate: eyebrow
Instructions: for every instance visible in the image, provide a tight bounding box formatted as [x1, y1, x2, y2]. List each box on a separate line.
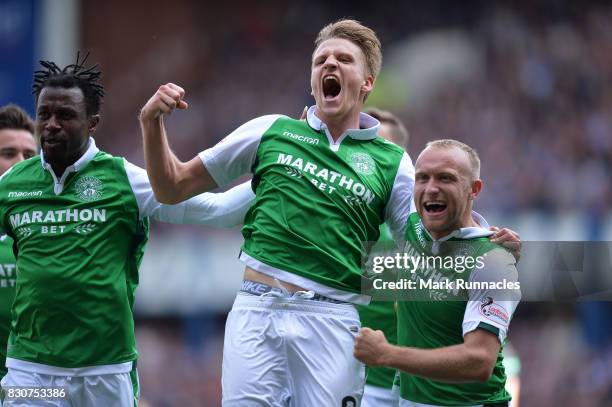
[0, 146, 36, 151]
[337, 52, 353, 58]
[37, 105, 78, 113]
[414, 168, 459, 175]
[0, 148, 18, 154]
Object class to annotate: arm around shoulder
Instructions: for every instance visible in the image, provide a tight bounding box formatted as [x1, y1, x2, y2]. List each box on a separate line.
[181, 180, 256, 227]
[123, 159, 255, 227]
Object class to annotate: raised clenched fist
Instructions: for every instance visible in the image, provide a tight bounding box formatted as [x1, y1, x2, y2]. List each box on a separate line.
[139, 83, 189, 122]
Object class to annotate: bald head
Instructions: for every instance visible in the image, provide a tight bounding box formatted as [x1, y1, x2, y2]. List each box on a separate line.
[414, 139, 483, 239]
[420, 139, 480, 181]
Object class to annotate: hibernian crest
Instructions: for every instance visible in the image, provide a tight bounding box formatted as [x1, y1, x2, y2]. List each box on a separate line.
[75, 176, 104, 201]
[452, 242, 476, 262]
[349, 152, 375, 176]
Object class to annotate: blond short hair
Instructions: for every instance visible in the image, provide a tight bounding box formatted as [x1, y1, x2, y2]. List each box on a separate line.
[425, 139, 481, 180]
[314, 19, 382, 80]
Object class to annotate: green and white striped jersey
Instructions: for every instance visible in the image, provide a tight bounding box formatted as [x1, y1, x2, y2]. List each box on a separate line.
[200, 107, 415, 304]
[0, 234, 16, 378]
[358, 212, 497, 392]
[0, 138, 254, 376]
[398, 212, 520, 406]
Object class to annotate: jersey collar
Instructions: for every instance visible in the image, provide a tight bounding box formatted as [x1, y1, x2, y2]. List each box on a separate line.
[40, 137, 100, 174]
[421, 210, 494, 242]
[40, 137, 100, 195]
[306, 106, 380, 140]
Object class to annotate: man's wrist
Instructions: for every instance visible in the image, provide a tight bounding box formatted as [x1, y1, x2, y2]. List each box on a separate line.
[139, 109, 161, 124]
[378, 342, 399, 368]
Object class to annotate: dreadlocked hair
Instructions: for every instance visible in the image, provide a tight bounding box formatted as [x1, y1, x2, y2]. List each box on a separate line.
[32, 51, 105, 116]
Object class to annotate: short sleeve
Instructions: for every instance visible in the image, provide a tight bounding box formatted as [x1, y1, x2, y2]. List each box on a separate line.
[181, 181, 255, 227]
[384, 152, 415, 243]
[198, 115, 283, 187]
[462, 248, 521, 343]
[124, 160, 255, 227]
[124, 159, 185, 221]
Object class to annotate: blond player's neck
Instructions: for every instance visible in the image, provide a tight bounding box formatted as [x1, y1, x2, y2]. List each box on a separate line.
[427, 208, 482, 240]
[316, 109, 361, 141]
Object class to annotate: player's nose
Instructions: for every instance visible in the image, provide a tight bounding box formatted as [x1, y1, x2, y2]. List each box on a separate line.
[424, 179, 441, 194]
[323, 56, 339, 69]
[46, 115, 61, 130]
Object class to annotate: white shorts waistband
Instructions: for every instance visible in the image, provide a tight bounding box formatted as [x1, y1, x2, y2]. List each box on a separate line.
[232, 291, 359, 319]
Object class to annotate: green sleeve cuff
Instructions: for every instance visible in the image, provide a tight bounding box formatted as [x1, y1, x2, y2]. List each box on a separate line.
[477, 321, 500, 338]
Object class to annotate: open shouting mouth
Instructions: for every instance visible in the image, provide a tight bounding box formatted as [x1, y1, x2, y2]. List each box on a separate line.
[424, 201, 448, 216]
[322, 75, 341, 101]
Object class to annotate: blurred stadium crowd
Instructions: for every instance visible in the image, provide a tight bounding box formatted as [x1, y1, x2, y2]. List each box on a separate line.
[84, 1, 612, 406]
[3, 0, 612, 405]
[85, 1, 611, 217]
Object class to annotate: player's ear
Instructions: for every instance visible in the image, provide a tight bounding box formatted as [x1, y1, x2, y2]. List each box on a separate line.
[361, 75, 374, 94]
[89, 115, 100, 134]
[470, 179, 483, 199]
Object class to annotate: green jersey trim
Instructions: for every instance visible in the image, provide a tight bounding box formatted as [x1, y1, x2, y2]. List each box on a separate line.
[240, 252, 370, 304]
[477, 322, 501, 338]
[461, 248, 520, 343]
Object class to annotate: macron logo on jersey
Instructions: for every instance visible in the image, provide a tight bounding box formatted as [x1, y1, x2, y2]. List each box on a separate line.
[283, 131, 319, 145]
[8, 191, 43, 198]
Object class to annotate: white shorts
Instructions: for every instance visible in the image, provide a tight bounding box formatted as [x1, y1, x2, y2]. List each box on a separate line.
[1, 368, 136, 407]
[361, 384, 398, 407]
[222, 291, 366, 406]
